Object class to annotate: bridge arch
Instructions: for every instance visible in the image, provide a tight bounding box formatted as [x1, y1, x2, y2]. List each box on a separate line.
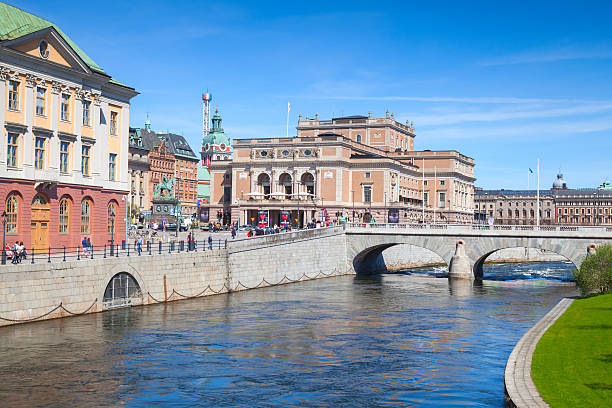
[471, 246, 576, 280]
[347, 234, 455, 275]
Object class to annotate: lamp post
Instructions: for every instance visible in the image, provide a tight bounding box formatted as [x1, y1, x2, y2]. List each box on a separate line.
[384, 191, 387, 224]
[351, 189, 355, 222]
[447, 199, 451, 224]
[1, 211, 6, 265]
[110, 212, 115, 256]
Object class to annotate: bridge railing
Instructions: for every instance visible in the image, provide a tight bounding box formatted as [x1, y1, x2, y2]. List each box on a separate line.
[346, 222, 612, 233]
[0, 239, 228, 266]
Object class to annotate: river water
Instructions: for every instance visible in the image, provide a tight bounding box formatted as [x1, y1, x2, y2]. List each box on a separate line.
[0, 262, 577, 407]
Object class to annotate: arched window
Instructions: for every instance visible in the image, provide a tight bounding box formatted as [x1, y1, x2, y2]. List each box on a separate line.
[81, 200, 91, 234]
[356, 134, 362, 143]
[5, 195, 18, 233]
[107, 202, 117, 234]
[59, 198, 70, 233]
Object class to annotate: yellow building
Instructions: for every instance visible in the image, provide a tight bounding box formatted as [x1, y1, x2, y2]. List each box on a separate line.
[0, 2, 137, 251]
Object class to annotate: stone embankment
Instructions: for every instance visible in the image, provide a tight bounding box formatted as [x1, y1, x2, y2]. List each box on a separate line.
[382, 245, 566, 271]
[504, 298, 574, 407]
[0, 227, 349, 327]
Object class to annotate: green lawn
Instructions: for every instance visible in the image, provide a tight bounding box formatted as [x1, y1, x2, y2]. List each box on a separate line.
[532, 293, 612, 407]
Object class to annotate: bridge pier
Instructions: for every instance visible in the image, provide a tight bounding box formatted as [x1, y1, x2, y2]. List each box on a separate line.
[448, 240, 474, 280]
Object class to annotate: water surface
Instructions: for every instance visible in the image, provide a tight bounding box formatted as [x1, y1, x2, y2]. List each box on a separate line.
[0, 263, 577, 407]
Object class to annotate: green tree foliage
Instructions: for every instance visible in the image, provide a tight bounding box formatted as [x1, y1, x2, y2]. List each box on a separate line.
[573, 244, 612, 295]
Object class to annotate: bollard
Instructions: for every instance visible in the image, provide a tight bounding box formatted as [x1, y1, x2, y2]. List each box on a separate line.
[63, 246, 66, 262]
[147, 241, 151, 255]
[116, 244, 119, 257]
[91, 245, 94, 259]
[127, 243, 130, 257]
[122, 240, 126, 250]
[225, 239, 227, 249]
[159, 241, 162, 254]
[77, 247, 80, 260]
[180, 240, 184, 252]
[104, 244, 107, 258]
[31, 248, 34, 264]
[110, 243, 114, 257]
[48, 247, 51, 263]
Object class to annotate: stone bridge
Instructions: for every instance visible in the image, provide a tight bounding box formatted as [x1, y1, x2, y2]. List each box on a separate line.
[344, 223, 612, 279]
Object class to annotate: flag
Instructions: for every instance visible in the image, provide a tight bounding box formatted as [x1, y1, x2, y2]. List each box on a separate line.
[287, 102, 291, 113]
[529, 168, 534, 174]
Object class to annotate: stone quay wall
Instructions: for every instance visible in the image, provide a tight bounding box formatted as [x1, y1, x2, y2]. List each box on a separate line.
[0, 227, 350, 327]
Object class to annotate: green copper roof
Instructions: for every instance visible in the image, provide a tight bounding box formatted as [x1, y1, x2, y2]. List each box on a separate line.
[0, 2, 106, 73]
[203, 108, 230, 147]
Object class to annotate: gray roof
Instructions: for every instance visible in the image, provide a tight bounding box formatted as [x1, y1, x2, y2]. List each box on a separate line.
[129, 127, 199, 161]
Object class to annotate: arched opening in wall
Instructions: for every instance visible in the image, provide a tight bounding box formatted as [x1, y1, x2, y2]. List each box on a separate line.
[257, 173, 271, 198]
[353, 243, 448, 276]
[279, 173, 292, 196]
[103, 272, 143, 309]
[301, 172, 315, 196]
[473, 247, 576, 281]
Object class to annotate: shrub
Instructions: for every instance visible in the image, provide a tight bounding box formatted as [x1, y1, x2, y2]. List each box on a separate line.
[573, 244, 612, 295]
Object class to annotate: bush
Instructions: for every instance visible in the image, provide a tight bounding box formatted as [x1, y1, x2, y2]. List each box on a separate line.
[573, 244, 612, 295]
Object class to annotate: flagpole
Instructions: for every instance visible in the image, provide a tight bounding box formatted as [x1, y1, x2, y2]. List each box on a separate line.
[421, 158, 425, 223]
[536, 159, 540, 228]
[433, 165, 437, 224]
[286, 102, 290, 138]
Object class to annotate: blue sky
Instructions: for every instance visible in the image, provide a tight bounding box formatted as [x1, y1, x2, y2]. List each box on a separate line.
[15, 0, 612, 189]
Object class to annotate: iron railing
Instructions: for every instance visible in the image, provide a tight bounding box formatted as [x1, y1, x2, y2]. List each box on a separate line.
[1, 239, 227, 265]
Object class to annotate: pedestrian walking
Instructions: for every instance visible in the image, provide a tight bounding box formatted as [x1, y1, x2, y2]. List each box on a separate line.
[208, 235, 213, 250]
[18, 241, 26, 261]
[11, 241, 19, 264]
[231, 226, 236, 239]
[137, 236, 143, 255]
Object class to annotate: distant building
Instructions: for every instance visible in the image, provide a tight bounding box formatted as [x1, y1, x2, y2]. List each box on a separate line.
[198, 108, 232, 223]
[0, 2, 138, 251]
[128, 120, 199, 220]
[207, 112, 475, 226]
[475, 173, 612, 225]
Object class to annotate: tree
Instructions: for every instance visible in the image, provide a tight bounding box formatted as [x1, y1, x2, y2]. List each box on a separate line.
[573, 244, 612, 295]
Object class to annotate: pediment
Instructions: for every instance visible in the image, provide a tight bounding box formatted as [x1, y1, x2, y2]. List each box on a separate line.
[3, 27, 91, 74]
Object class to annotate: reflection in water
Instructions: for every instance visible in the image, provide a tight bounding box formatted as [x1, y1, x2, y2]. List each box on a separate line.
[0, 263, 577, 407]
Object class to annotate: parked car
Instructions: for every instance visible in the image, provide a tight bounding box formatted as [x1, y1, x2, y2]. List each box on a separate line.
[179, 224, 188, 232]
[238, 225, 253, 231]
[165, 222, 178, 231]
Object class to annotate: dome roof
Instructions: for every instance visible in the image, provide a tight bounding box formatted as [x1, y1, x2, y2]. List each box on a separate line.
[202, 108, 230, 148]
[552, 173, 567, 189]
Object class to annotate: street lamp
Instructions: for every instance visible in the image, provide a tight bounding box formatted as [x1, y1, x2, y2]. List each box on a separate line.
[384, 191, 387, 224]
[350, 189, 355, 222]
[1, 211, 6, 265]
[110, 212, 115, 255]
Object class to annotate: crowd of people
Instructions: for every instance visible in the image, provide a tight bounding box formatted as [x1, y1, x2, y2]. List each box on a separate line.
[4, 241, 26, 263]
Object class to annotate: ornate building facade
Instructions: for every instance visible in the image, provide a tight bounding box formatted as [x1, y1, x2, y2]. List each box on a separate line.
[208, 113, 475, 226]
[0, 3, 137, 251]
[474, 173, 612, 225]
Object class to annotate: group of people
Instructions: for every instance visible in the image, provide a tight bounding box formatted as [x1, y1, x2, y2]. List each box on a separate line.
[5, 241, 26, 263]
[81, 237, 92, 253]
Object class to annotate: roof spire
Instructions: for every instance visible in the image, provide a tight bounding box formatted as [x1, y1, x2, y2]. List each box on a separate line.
[145, 112, 151, 132]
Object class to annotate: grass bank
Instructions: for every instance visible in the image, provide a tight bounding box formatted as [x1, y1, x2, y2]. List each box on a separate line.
[532, 293, 612, 407]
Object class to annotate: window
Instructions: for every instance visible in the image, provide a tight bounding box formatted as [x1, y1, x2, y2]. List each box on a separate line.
[110, 111, 118, 135]
[82, 100, 91, 126]
[440, 180, 445, 186]
[61, 93, 71, 121]
[35, 137, 45, 169]
[7, 133, 18, 168]
[108, 153, 117, 181]
[36, 87, 46, 116]
[60, 141, 69, 173]
[424, 191, 429, 205]
[81, 145, 90, 176]
[107, 202, 116, 233]
[424, 180, 428, 186]
[356, 134, 362, 143]
[59, 198, 69, 233]
[81, 200, 91, 234]
[439, 192, 446, 208]
[364, 186, 372, 203]
[5, 195, 18, 234]
[365, 172, 371, 179]
[8, 80, 19, 110]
